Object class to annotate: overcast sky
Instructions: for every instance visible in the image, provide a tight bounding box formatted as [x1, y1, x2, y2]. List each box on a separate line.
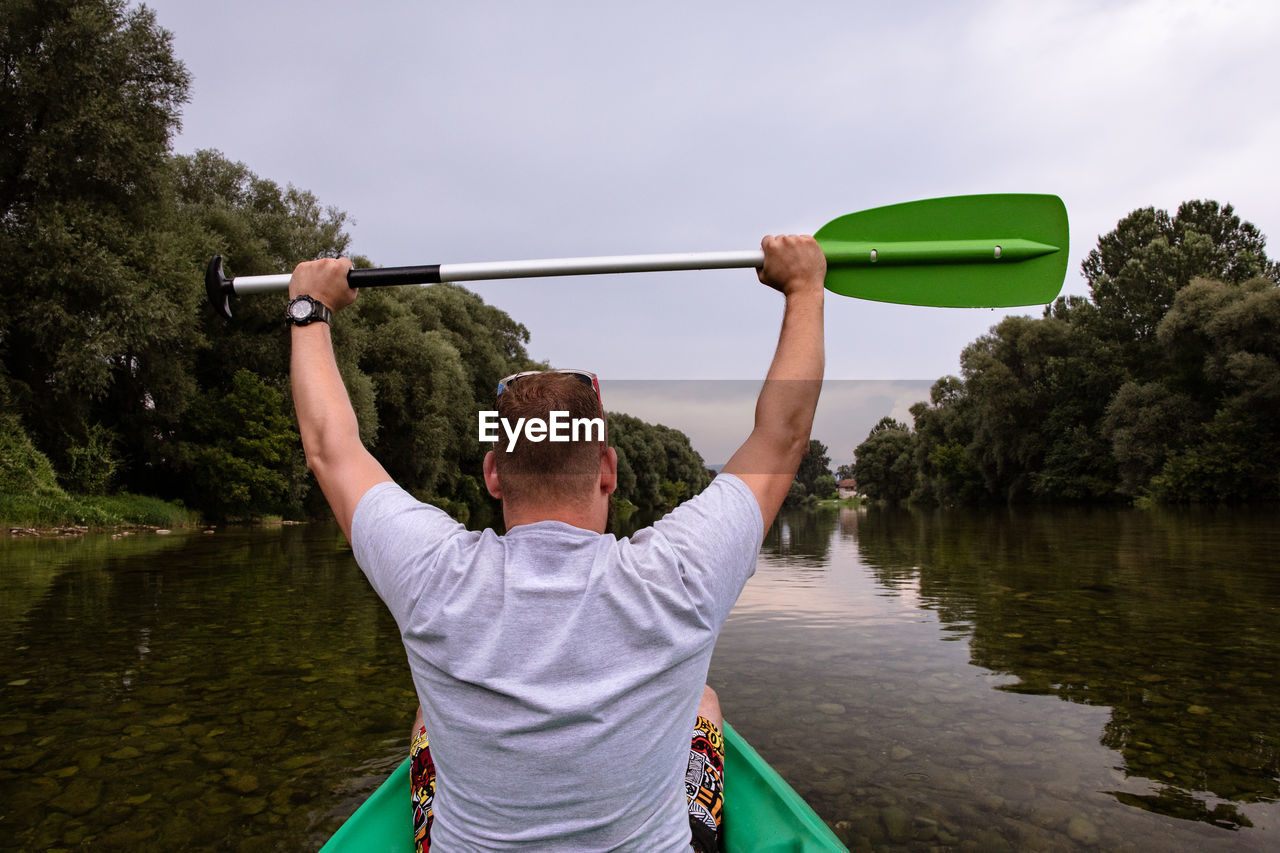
[148, 0, 1280, 464]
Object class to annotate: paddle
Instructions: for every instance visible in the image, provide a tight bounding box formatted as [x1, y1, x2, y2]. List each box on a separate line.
[206, 193, 1068, 319]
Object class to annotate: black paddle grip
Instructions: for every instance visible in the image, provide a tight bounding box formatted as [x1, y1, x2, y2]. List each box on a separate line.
[206, 254, 234, 320]
[347, 265, 442, 288]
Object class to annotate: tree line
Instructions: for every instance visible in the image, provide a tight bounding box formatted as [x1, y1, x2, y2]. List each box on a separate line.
[0, 0, 711, 525]
[852, 201, 1280, 505]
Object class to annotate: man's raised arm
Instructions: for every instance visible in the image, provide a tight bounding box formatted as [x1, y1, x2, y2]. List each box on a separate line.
[722, 235, 826, 531]
[289, 258, 390, 540]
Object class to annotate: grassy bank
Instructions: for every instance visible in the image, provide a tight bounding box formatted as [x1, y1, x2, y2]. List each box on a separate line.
[0, 491, 196, 529]
[814, 497, 864, 509]
[1, 412, 195, 530]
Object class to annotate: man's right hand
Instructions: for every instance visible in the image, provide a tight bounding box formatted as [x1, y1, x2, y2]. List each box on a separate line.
[757, 234, 826, 298]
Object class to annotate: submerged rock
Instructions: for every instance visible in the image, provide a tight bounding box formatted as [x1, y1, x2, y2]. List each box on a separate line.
[49, 777, 103, 816]
[880, 805, 911, 842]
[1067, 815, 1100, 845]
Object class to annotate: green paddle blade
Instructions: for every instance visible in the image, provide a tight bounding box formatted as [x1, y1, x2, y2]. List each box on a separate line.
[815, 193, 1069, 307]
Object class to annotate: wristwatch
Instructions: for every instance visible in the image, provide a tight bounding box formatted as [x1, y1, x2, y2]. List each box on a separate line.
[286, 295, 332, 326]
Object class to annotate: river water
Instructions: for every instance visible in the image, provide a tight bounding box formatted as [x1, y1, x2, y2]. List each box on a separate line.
[1, 506, 1277, 851]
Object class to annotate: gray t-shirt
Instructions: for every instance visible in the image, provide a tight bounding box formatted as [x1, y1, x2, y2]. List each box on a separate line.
[351, 473, 762, 852]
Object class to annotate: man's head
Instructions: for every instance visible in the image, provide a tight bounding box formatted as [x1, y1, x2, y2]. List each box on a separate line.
[482, 370, 616, 530]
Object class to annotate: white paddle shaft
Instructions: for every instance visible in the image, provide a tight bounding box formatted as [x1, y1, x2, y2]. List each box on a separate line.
[228, 250, 766, 294]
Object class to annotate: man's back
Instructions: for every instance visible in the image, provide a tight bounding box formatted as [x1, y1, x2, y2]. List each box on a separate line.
[352, 474, 762, 851]
[288, 235, 825, 850]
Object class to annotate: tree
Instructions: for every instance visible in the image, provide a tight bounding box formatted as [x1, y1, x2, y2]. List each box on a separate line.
[909, 376, 983, 506]
[0, 0, 189, 219]
[1083, 201, 1278, 372]
[1102, 381, 1201, 497]
[0, 0, 193, 483]
[856, 201, 1278, 507]
[606, 412, 711, 512]
[794, 439, 832, 495]
[175, 149, 355, 389]
[853, 417, 915, 504]
[655, 423, 712, 503]
[347, 285, 475, 503]
[176, 369, 301, 521]
[959, 306, 1122, 503]
[0, 2, 725, 525]
[163, 148, 392, 516]
[812, 473, 837, 500]
[960, 316, 1068, 501]
[1148, 276, 1280, 501]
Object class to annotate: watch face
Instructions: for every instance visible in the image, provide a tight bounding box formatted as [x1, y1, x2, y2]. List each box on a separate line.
[289, 299, 313, 321]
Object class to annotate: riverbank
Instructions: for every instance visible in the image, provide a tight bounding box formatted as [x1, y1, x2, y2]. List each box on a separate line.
[0, 491, 196, 533]
[814, 496, 863, 509]
[1, 415, 198, 533]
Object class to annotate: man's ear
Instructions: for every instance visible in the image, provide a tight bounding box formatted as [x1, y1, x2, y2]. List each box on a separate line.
[482, 450, 503, 499]
[600, 446, 618, 496]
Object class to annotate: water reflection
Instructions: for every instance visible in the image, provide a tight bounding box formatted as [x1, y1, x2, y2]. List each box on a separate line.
[3, 506, 1279, 851]
[0, 526, 415, 852]
[851, 506, 1280, 833]
[763, 510, 839, 565]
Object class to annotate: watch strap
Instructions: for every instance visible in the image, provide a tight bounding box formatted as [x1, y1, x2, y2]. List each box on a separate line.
[286, 295, 332, 326]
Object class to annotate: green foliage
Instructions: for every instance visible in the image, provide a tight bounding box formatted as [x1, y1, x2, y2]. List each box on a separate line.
[812, 473, 837, 500]
[0, 491, 105, 526]
[0, 0, 190, 212]
[1150, 421, 1276, 503]
[79, 492, 193, 527]
[853, 417, 915, 504]
[1144, 276, 1280, 501]
[349, 289, 471, 496]
[860, 201, 1278, 507]
[658, 479, 688, 509]
[0, 3, 750, 525]
[0, 0, 194, 480]
[909, 376, 984, 506]
[1083, 200, 1279, 371]
[0, 489, 192, 527]
[783, 439, 836, 506]
[794, 439, 832, 493]
[0, 412, 62, 497]
[176, 149, 354, 389]
[0, 409, 192, 525]
[1102, 381, 1200, 497]
[958, 308, 1122, 502]
[346, 283, 534, 514]
[176, 369, 300, 521]
[61, 422, 122, 495]
[607, 412, 711, 512]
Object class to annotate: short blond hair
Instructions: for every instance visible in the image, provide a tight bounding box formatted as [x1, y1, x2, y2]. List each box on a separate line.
[493, 373, 604, 507]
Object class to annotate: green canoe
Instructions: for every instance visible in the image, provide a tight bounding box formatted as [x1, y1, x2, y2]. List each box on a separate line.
[318, 721, 848, 852]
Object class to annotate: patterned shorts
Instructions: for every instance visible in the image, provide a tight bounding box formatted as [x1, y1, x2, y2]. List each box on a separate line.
[408, 716, 725, 852]
[685, 715, 725, 853]
[409, 724, 435, 852]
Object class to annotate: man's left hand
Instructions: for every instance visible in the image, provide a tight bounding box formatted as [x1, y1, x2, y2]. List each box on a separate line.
[289, 257, 357, 313]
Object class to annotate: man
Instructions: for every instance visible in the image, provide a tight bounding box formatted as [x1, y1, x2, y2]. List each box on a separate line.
[289, 235, 825, 851]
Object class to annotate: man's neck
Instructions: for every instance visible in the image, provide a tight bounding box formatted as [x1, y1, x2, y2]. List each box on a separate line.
[502, 504, 606, 534]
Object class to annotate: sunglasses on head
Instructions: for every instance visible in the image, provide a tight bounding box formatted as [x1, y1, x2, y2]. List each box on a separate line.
[496, 369, 602, 406]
